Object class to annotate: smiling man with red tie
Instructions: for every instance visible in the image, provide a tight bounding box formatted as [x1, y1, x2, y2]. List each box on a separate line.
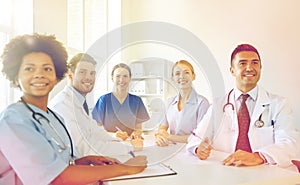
[187, 44, 300, 170]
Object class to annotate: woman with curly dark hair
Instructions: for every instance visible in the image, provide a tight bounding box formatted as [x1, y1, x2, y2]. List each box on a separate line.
[0, 33, 146, 185]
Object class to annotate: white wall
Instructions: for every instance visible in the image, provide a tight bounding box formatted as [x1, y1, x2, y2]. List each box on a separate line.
[121, 0, 300, 130]
[32, 0, 300, 129]
[33, 0, 68, 100]
[33, 0, 67, 43]
[32, 0, 121, 105]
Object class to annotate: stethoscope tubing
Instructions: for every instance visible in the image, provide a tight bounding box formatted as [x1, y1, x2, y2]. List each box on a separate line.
[223, 89, 265, 128]
[20, 97, 75, 162]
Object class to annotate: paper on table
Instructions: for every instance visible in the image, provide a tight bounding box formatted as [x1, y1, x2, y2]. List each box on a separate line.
[110, 135, 186, 165]
[102, 163, 177, 182]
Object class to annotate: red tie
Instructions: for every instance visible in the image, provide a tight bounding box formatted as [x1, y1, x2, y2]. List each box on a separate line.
[235, 94, 252, 152]
[291, 160, 300, 173]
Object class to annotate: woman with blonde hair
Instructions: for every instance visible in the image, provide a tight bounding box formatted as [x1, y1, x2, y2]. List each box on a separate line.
[155, 60, 209, 146]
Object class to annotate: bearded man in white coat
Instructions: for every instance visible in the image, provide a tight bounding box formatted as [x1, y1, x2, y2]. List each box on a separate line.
[49, 53, 140, 157]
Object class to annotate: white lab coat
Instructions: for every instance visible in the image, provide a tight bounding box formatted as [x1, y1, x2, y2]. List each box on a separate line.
[49, 85, 133, 157]
[187, 86, 300, 168]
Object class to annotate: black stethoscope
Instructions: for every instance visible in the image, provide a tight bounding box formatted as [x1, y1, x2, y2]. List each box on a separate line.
[20, 97, 76, 165]
[222, 89, 265, 128]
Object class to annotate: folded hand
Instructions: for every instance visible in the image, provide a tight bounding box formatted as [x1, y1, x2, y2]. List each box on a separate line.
[223, 150, 265, 167]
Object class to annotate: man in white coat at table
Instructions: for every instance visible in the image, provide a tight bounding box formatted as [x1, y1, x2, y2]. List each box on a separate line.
[49, 53, 142, 157]
[187, 44, 300, 169]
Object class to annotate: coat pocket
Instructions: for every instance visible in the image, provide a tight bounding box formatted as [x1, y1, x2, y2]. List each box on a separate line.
[252, 126, 274, 149]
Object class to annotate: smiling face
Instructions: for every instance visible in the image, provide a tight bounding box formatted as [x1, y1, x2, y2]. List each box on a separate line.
[112, 67, 131, 92]
[16, 52, 57, 100]
[172, 63, 195, 90]
[230, 51, 262, 93]
[70, 61, 96, 97]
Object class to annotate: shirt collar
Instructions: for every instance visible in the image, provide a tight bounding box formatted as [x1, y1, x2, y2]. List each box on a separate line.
[171, 88, 198, 105]
[67, 85, 86, 104]
[187, 88, 198, 104]
[234, 86, 258, 101]
[171, 94, 180, 105]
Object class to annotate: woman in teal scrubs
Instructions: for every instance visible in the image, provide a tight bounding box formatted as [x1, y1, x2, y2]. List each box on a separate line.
[92, 63, 150, 141]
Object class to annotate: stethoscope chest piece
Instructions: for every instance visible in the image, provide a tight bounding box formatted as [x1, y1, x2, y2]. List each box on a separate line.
[255, 120, 264, 128]
[254, 112, 265, 128]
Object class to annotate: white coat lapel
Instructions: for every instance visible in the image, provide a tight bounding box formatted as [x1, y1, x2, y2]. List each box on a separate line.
[229, 90, 239, 132]
[250, 87, 270, 127]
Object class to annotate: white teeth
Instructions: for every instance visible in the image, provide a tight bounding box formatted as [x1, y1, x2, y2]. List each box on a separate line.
[245, 74, 254, 77]
[84, 83, 91, 85]
[32, 83, 46, 87]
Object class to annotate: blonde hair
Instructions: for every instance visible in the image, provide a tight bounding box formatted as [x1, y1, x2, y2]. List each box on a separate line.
[171, 60, 195, 77]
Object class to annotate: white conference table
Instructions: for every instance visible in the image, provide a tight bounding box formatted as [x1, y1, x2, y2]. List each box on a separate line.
[105, 135, 300, 185]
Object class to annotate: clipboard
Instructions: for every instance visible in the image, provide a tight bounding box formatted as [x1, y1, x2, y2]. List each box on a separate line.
[102, 163, 177, 182]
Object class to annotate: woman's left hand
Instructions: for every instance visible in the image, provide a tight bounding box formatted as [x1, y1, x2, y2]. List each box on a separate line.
[130, 138, 144, 151]
[130, 130, 144, 140]
[116, 131, 129, 141]
[157, 129, 170, 139]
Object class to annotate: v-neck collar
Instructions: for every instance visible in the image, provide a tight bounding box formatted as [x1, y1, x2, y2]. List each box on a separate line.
[111, 93, 129, 105]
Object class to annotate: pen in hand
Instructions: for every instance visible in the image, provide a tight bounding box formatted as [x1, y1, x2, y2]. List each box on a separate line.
[191, 131, 204, 140]
[115, 126, 122, 131]
[115, 126, 129, 141]
[191, 131, 214, 149]
[129, 150, 136, 158]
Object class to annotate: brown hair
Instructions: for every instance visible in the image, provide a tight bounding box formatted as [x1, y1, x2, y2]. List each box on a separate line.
[111, 63, 131, 77]
[68, 53, 97, 73]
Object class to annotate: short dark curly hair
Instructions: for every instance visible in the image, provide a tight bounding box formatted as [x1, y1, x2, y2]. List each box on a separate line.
[1, 33, 68, 85]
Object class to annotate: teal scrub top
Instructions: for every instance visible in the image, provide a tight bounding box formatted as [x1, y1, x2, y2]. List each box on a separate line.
[0, 102, 71, 185]
[92, 93, 150, 135]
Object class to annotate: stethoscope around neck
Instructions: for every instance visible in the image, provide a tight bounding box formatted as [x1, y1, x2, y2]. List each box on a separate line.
[20, 97, 76, 165]
[222, 89, 265, 128]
